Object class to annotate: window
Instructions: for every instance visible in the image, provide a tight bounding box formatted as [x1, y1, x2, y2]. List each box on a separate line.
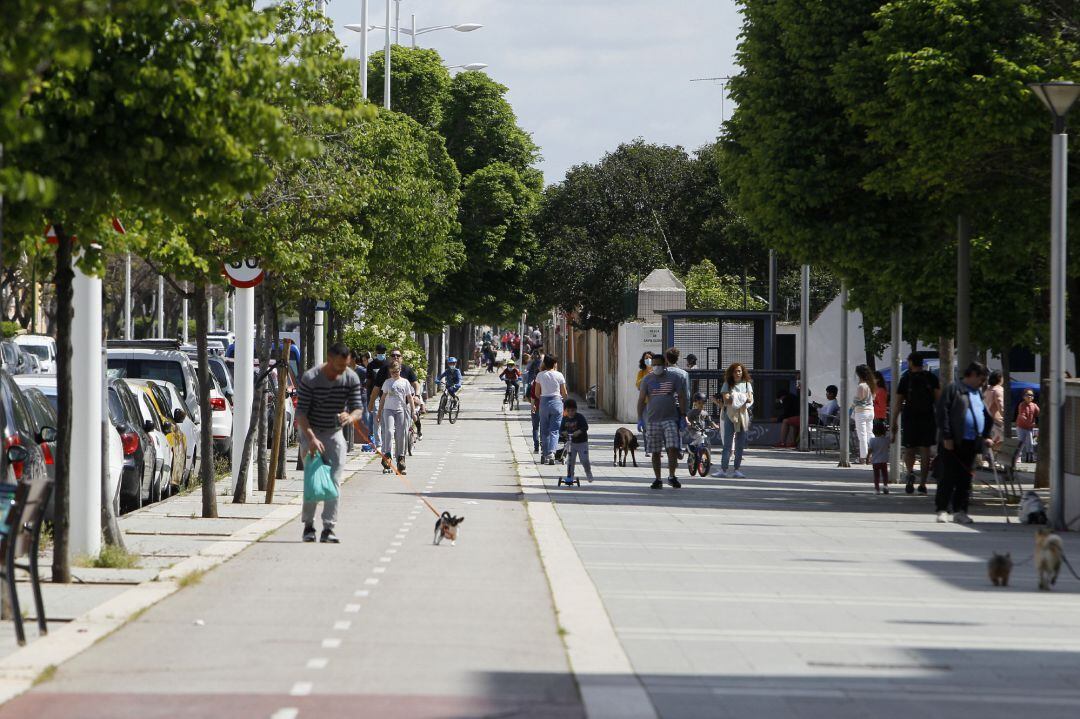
[107, 359, 187, 399]
[108, 389, 126, 425]
[141, 395, 160, 430]
[20, 345, 50, 360]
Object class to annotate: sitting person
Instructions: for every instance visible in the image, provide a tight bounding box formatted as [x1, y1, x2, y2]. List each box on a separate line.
[774, 387, 800, 448]
[819, 385, 840, 424]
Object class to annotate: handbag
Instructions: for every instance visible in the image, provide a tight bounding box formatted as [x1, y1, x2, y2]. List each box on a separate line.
[303, 452, 339, 503]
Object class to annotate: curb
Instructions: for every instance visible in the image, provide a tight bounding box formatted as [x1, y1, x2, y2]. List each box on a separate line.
[505, 409, 658, 719]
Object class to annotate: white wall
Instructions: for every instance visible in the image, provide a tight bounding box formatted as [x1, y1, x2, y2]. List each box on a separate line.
[615, 322, 662, 423]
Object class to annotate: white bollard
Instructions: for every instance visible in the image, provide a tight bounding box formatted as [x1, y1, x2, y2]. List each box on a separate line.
[231, 287, 255, 491]
[71, 260, 102, 557]
[313, 309, 325, 368]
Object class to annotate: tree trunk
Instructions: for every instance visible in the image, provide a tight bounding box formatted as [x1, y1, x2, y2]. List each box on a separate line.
[193, 281, 218, 518]
[51, 226, 73, 583]
[231, 373, 267, 503]
[939, 336, 955, 386]
[256, 286, 273, 491]
[298, 298, 309, 375]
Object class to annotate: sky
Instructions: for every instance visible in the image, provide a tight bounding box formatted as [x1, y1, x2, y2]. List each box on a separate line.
[320, 0, 744, 186]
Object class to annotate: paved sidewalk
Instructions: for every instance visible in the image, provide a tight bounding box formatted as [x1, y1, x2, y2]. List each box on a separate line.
[1, 370, 580, 718]
[510, 387, 1080, 719]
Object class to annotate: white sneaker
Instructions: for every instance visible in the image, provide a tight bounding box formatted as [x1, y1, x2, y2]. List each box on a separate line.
[713, 469, 730, 478]
[936, 511, 951, 523]
[952, 510, 973, 524]
[733, 470, 746, 479]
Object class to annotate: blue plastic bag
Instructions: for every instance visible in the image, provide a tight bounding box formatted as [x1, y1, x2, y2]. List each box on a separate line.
[303, 452, 339, 503]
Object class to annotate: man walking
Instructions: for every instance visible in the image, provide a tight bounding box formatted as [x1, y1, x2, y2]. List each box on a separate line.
[891, 353, 941, 494]
[934, 362, 993, 524]
[637, 354, 686, 490]
[365, 344, 388, 450]
[524, 350, 543, 452]
[296, 342, 365, 543]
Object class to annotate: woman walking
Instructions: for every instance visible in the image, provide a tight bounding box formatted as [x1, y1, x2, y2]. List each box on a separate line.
[379, 360, 415, 474]
[635, 352, 654, 389]
[852, 365, 876, 462]
[984, 370, 1005, 444]
[534, 354, 567, 465]
[715, 362, 754, 478]
[873, 370, 889, 434]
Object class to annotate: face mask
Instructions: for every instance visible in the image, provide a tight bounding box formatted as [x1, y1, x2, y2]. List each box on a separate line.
[448, 364, 456, 369]
[376, 354, 386, 361]
[652, 366, 664, 376]
[644, 358, 652, 367]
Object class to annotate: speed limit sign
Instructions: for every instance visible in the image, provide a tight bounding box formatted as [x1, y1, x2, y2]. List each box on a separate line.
[222, 259, 264, 288]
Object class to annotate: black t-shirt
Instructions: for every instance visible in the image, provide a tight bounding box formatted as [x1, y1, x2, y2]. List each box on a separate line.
[777, 392, 799, 420]
[897, 370, 939, 416]
[374, 363, 418, 389]
[365, 358, 385, 393]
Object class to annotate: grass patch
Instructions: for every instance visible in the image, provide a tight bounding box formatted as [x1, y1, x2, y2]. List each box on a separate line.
[213, 455, 230, 480]
[32, 665, 57, 686]
[74, 545, 141, 570]
[177, 569, 206, 588]
[557, 625, 569, 637]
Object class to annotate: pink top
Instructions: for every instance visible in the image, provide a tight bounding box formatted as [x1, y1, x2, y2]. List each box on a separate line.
[1017, 401, 1039, 430]
[983, 385, 1004, 423]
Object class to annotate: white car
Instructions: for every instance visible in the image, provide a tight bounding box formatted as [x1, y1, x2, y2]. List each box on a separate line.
[124, 379, 176, 504]
[157, 380, 199, 484]
[208, 372, 233, 456]
[14, 335, 57, 374]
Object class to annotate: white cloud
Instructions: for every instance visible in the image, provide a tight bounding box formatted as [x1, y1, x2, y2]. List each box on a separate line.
[321, 0, 743, 184]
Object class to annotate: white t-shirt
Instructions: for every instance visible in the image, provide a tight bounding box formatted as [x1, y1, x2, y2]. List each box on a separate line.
[381, 376, 414, 411]
[536, 370, 565, 397]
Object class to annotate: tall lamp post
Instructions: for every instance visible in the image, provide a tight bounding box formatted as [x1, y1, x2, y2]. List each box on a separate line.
[1028, 81, 1080, 530]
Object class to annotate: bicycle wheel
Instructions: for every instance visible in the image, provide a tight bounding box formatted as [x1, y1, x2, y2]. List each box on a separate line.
[407, 428, 414, 456]
[437, 395, 446, 425]
[699, 448, 711, 476]
[687, 451, 698, 476]
[450, 397, 461, 424]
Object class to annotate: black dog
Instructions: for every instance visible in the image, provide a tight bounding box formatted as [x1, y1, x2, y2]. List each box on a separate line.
[614, 427, 638, 467]
[434, 512, 464, 546]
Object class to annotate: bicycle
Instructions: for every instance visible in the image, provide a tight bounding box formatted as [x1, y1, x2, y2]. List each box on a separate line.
[502, 381, 519, 411]
[686, 421, 713, 477]
[436, 384, 461, 425]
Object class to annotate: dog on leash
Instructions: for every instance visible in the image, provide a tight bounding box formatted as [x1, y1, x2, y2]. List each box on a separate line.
[434, 512, 464, 546]
[987, 552, 1012, 587]
[614, 427, 638, 467]
[1035, 528, 1063, 590]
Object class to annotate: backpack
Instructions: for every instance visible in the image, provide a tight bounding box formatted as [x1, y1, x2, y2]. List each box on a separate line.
[904, 372, 935, 414]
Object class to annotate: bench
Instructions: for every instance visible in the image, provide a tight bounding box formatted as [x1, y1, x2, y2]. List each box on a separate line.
[0, 464, 52, 645]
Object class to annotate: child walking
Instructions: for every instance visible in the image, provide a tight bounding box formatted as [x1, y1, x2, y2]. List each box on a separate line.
[559, 399, 593, 484]
[867, 423, 891, 494]
[1016, 390, 1039, 463]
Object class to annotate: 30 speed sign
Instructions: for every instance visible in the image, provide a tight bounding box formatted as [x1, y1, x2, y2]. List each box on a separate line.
[223, 259, 264, 288]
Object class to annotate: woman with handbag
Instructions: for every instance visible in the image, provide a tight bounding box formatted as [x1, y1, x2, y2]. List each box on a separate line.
[714, 363, 753, 478]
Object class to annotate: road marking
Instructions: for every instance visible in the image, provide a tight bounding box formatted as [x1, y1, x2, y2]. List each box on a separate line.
[379, 556, 391, 562]
[333, 620, 351, 630]
[462, 453, 495, 459]
[271, 709, 299, 719]
[289, 682, 313, 696]
[306, 657, 329, 669]
[365, 578, 380, 585]
[353, 590, 370, 597]
[322, 638, 342, 649]
[395, 534, 406, 539]
[373, 567, 387, 574]
[386, 548, 397, 554]
[403, 522, 413, 526]
[391, 542, 402, 547]
[344, 604, 362, 612]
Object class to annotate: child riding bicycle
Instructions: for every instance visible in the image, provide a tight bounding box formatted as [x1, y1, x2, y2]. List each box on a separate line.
[499, 360, 522, 403]
[436, 357, 463, 397]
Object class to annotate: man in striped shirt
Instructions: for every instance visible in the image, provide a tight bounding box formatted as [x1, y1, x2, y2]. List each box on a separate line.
[297, 342, 364, 543]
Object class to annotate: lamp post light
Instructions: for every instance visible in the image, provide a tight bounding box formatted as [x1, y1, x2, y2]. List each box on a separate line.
[1028, 81, 1080, 530]
[445, 63, 489, 72]
[344, 19, 482, 109]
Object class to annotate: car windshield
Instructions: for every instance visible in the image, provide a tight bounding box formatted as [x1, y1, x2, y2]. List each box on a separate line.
[210, 361, 230, 391]
[108, 359, 187, 399]
[107, 388, 126, 425]
[1, 343, 18, 364]
[20, 345, 50, 360]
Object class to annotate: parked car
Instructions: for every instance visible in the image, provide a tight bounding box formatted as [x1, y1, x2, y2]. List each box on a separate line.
[107, 377, 156, 513]
[124, 380, 174, 504]
[207, 331, 234, 355]
[106, 340, 202, 427]
[13, 335, 57, 374]
[153, 380, 199, 485]
[0, 370, 50, 490]
[207, 355, 234, 404]
[207, 372, 233, 456]
[0, 340, 30, 375]
[22, 351, 41, 374]
[131, 379, 187, 495]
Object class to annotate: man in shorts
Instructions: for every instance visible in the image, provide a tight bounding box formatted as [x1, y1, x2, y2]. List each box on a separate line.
[637, 354, 686, 490]
[891, 352, 941, 494]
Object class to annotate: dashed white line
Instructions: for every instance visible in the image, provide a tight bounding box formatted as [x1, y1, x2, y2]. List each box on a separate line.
[395, 534, 406, 539]
[390, 542, 402, 547]
[354, 590, 370, 598]
[289, 682, 313, 696]
[380, 556, 392, 562]
[322, 637, 342, 649]
[271, 709, 299, 719]
[365, 578, 380, 585]
[306, 657, 329, 669]
[334, 620, 351, 630]
[344, 604, 362, 613]
[373, 567, 387, 574]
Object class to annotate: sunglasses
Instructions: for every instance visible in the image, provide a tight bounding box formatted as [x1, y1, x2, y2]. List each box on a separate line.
[390, 353, 403, 358]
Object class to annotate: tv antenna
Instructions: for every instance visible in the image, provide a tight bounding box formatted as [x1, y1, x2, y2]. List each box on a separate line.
[691, 76, 733, 123]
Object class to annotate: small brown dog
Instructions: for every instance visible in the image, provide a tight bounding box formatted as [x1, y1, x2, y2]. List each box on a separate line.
[434, 512, 464, 546]
[987, 552, 1012, 587]
[1035, 528, 1063, 591]
[614, 427, 638, 467]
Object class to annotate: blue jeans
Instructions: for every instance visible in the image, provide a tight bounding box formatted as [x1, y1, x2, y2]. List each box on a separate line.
[539, 396, 563, 458]
[531, 409, 541, 450]
[721, 416, 746, 471]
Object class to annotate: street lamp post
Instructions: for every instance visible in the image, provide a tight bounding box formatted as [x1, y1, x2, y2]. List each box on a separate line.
[445, 63, 489, 72]
[1028, 81, 1080, 530]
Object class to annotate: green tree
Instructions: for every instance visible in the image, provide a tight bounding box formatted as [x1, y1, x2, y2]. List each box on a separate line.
[684, 259, 766, 311]
[368, 46, 452, 130]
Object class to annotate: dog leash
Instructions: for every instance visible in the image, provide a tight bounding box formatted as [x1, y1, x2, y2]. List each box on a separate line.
[350, 418, 443, 519]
